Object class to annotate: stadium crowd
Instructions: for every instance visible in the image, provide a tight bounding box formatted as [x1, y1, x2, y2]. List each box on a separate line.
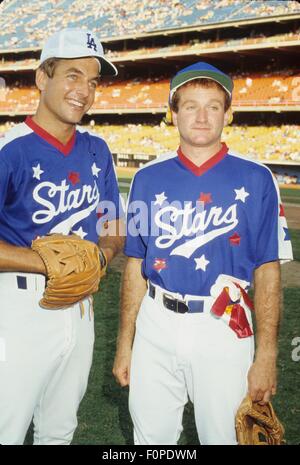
[1, 0, 300, 49]
[0, 70, 299, 114]
[0, 122, 298, 167]
[0, 0, 299, 186]
[1, 29, 299, 71]
[93, 123, 300, 164]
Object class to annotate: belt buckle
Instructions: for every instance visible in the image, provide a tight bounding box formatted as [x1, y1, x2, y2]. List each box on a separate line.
[164, 293, 187, 313]
[163, 293, 178, 313]
[164, 293, 176, 309]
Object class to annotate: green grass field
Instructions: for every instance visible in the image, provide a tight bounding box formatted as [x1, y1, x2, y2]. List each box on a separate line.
[280, 188, 300, 205]
[290, 229, 300, 261]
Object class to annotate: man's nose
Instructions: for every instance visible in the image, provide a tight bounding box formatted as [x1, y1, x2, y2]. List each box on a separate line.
[195, 107, 208, 122]
[75, 79, 90, 99]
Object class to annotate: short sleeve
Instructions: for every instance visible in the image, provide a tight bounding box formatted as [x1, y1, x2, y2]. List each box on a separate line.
[124, 174, 147, 259]
[255, 173, 293, 267]
[0, 156, 10, 212]
[102, 145, 124, 221]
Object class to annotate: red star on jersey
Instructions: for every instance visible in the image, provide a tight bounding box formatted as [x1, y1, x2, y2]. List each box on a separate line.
[97, 208, 108, 219]
[199, 192, 212, 205]
[279, 204, 285, 217]
[229, 232, 241, 246]
[68, 171, 80, 185]
[153, 258, 167, 272]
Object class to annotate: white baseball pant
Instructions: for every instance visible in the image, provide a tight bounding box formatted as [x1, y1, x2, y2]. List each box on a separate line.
[0, 272, 95, 445]
[129, 283, 254, 445]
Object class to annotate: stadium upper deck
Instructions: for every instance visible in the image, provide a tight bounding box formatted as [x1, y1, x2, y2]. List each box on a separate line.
[1, 71, 299, 115]
[1, 0, 300, 50]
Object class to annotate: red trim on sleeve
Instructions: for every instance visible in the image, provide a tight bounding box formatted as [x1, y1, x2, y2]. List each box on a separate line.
[25, 116, 76, 156]
[177, 142, 228, 176]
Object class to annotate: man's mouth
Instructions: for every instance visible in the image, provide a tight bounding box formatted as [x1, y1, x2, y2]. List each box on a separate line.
[66, 99, 85, 109]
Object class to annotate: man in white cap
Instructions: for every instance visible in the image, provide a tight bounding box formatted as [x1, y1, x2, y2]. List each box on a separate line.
[113, 61, 293, 444]
[0, 29, 124, 445]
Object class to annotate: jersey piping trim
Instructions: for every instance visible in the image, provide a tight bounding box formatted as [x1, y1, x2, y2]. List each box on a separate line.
[76, 126, 126, 215]
[126, 151, 178, 212]
[177, 142, 228, 176]
[227, 149, 280, 195]
[25, 116, 76, 156]
[137, 151, 178, 172]
[0, 122, 33, 150]
[228, 149, 293, 263]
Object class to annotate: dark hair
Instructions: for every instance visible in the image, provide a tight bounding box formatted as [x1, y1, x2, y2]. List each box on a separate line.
[38, 58, 61, 78]
[170, 78, 231, 113]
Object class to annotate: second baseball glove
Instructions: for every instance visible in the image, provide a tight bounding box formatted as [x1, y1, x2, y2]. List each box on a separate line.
[235, 395, 285, 445]
[32, 233, 106, 309]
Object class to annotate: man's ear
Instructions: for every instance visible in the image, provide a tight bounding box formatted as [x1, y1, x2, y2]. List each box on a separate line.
[171, 110, 178, 127]
[35, 68, 48, 92]
[224, 107, 233, 126]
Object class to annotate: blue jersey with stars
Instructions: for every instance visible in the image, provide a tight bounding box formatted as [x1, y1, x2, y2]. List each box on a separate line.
[125, 143, 293, 296]
[0, 117, 123, 246]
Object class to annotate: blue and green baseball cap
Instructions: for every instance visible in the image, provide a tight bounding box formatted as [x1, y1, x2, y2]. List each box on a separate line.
[170, 61, 233, 100]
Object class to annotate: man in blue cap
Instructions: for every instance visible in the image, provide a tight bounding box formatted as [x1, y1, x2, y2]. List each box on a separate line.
[113, 62, 293, 444]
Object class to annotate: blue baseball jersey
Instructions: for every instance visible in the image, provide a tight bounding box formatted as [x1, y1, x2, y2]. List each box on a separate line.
[0, 117, 123, 246]
[125, 143, 293, 295]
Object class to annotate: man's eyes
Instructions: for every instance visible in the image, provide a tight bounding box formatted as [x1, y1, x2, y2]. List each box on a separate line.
[89, 81, 98, 89]
[184, 105, 220, 110]
[66, 74, 98, 88]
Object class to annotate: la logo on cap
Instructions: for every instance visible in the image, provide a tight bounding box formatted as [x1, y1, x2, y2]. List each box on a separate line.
[87, 33, 97, 52]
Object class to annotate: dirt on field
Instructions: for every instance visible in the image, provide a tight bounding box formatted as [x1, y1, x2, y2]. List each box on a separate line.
[281, 261, 300, 288]
[285, 204, 300, 230]
[110, 205, 300, 288]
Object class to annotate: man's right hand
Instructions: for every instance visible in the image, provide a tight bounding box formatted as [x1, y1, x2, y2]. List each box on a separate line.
[112, 351, 132, 387]
[0, 240, 47, 275]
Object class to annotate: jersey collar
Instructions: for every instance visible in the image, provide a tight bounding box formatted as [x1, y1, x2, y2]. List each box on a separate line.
[177, 142, 228, 176]
[25, 116, 76, 156]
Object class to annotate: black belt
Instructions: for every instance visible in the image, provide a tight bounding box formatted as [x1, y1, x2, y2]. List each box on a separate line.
[17, 275, 27, 289]
[149, 283, 204, 314]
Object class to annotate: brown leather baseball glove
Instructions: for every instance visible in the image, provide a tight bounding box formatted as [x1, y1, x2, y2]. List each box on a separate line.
[235, 395, 285, 445]
[32, 233, 106, 309]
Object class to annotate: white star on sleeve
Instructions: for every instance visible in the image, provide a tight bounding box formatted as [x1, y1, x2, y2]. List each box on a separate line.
[92, 162, 101, 177]
[32, 163, 44, 180]
[154, 192, 167, 206]
[194, 255, 210, 271]
[72, 227, 88, 239]
[234, 187, 249, 203]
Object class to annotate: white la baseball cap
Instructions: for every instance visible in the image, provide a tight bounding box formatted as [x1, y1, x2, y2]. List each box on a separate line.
[40, 28, 118, 76]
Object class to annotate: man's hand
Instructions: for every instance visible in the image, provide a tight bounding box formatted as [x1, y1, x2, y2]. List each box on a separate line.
[113, 350, 132, 387]
[112, 257, 146, 388]
[247, 357, 277, 404]
[0, 240, 47, 274]
[251, 261, 281, 404]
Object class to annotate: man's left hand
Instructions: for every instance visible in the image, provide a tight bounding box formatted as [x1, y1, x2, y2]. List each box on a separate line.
[247, 358, 277, 404]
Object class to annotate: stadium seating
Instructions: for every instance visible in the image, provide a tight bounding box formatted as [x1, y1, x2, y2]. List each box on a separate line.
[1, 30, 299, 72]
[85, 123, 300, 163]
[1, 121, 298, 167]
[0, 0, 299, 186]
[0, 71, 299, 115]
[1, 0, 299, 49]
